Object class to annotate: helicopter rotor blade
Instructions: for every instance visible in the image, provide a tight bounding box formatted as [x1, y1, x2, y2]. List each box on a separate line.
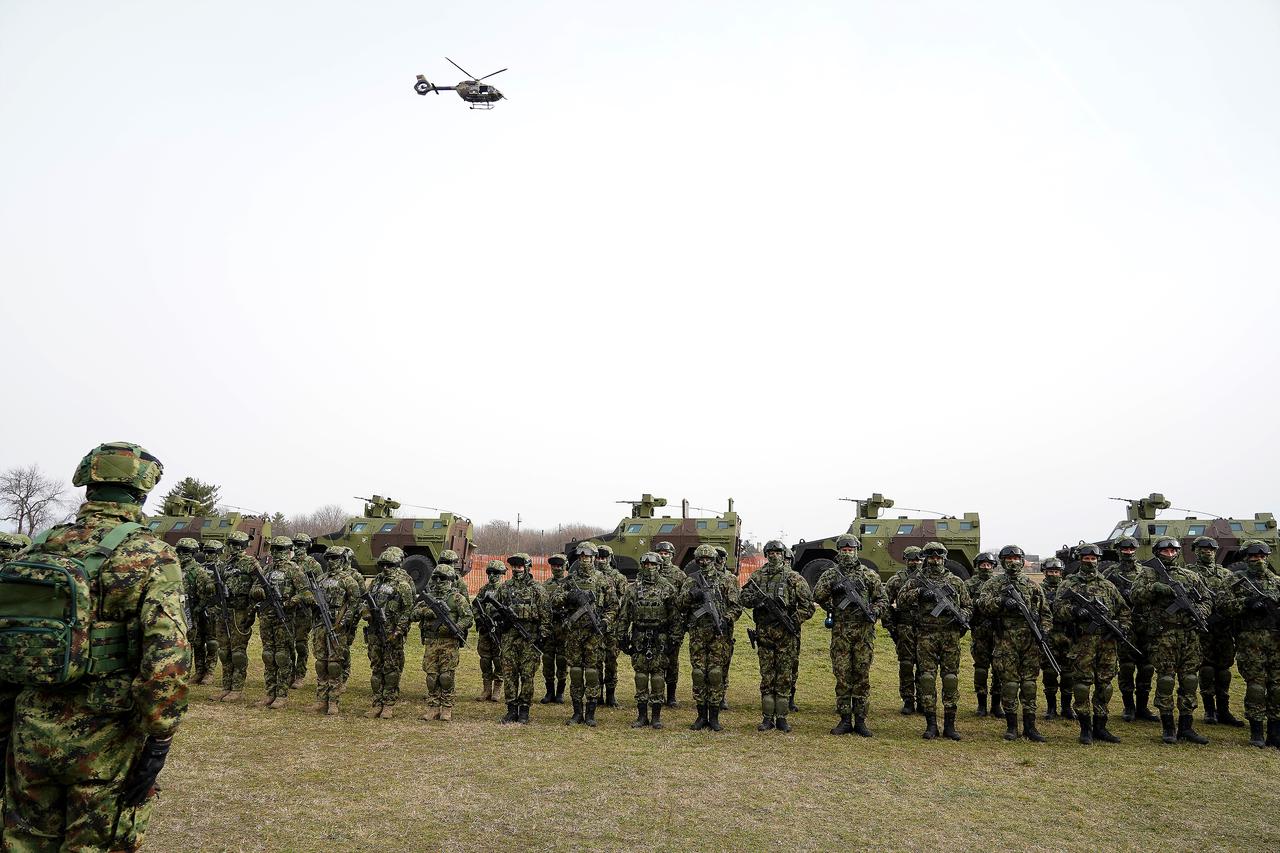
[477, 68, 507, 80]
[445, 56, 477, 79]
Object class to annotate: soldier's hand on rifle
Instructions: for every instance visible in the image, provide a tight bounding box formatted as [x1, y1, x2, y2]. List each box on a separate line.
[687, 587, 706, 603]
[921, 588, 937, 602]
[251, 587, 265, 601]
[1151, 582, 1173, 596]
[1002, 596, 1019, 611]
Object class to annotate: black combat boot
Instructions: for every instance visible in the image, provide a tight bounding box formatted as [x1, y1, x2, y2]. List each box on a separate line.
[1060, 688, 1074, 721]
[1217, 693, 1244, 727]
[540, 673, 556, 704]
[976, 693, 988, 717]
[830, 714, 853, 736]
[1023, 711, 1046, 743]
[854, 715, 873, 737]
[788, 690, 797, 713]
[923, 713, 938, 740]
[665, 681, 678, 709]
[1160, 713, 1177, 744]
[1178, 714, 1208, 744]
[1268, 719, 1280, 749]
[501, 701, 518, 724]
[650, 703, 664, 730]
[1003, 711, 1019, 741]
[1121, 690, 1136, 722]
[720, 698, 729, 711]
[1044, 692, 1058, 721]
[690, 704, 709, 731]
[774, 716, 791, 733]
[1201, 692, 1217, 724]
[1093, 714, 1120, 743]
[757, 715, 775, 732]
[942, 710, 960, 741]
[584, 699, 598, 727]
[1078, 715, 1093, 745]
[631, 703, 650, 728]
[607, 686, 619, 708]
[900, 697, 914, 716]
[567, 699, 583, 725]
[991, 694, 1004, 718]
[1248, 719, 1265, 748]
[1134, 689, 1159, 722]
[553, 678, 566, 704]
[707, 705, 723, 732]
[518, 702, 530, 724]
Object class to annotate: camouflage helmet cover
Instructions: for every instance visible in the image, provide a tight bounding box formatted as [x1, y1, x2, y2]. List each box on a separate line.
[548, 553, 567, 565]
[377, 546, 404, 565]
[1043, 555, 1070, 568]
[201, 539, 224, 552]
[975, 551, 997, 565]
[292, 533, 312, 546]
[1153, 536, 1182, 551]
[1114, 536, 1140, 550]
[72, 441, 163, 494]
[597, 544, 613, 556]
[922, 541, 947, 556]
[324, 545, 346, 558]
[1244, 541, 1272, 557]
[835, 534, 861, 550]
[175, 537, 199, 551]
[574, 542, 598, 557]
[485, 559, 506, 573]
[713, 546, 728, 558]
[432, 565, 456, 581]
[507, 552, 532, 566]
[763, 540, 786, 553]
[1192, 536, 1219, 550]
[271, 535, 294, 549]
[694, 544, 717, 559]
[439, 549, 459, 563]
[640, 551, 661, 565]
[998, 545, 1025, 559]
[227, 531, 250, 546]
[903, 546, 923, 559]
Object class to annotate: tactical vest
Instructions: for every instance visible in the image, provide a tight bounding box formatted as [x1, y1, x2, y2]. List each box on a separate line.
[318, 574, 348, 619]
[633, 582, 668, 626]
[505, 578, 539, 621]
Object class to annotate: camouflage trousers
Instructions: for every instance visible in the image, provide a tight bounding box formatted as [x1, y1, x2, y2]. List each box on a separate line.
[366, 630, 407, 707]
[630, 648, 669, 705]
[1067, 633, 1119, 717]
[1118, 627, 1154, 695]
[540, 629, 567, 688]
[191, 610, 215, 679]
[1199, 626, 1237, 701]
[1042, 631, 1072, 699]
[915, 629, 962, 713]
[891, 622, 918, 702]
[5, 708, 155, 852]
[992, 627, 1042, 714]
[665, 631, 687, 693]
[1150, 627, 1202, 714]
[830, 620, 875, 716]
[564, 627, 606, 701]
[1236, 629, 1280, 721]
[216, 607, 255, 691]
[312, 625, 349, 703]
[970, 625, 1000, 701]
[500, 632, 542, 704]
[477, 633, 503, 685]
[601, 632, 619, 690]
[753, 624, 800, 718]
[342, 623, 358, 682]
[292, 607, 313, 684]
[422, 637, 462, 708]
[260, 613, 295, 700]
[687, 624, 732, 706]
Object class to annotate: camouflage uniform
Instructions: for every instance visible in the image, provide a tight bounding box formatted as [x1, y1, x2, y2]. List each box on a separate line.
[289, 534, 323, 690]
[436, 549, 471, 600]
[1189, 539, 1243, 726]
[739, 543, 815, 732]
[194, 541, 224, 685]
[309, 546, 362, 714]
[885, 548, 923, 713]
[211, 531, 260, 700]
[1219, 545, 1280, 748]
[615, 553, 679, 728]
[360, 548, 416, 718]
[539, 555, 569, 704]
[176, 538, 212, 683]
[0, 531, 31, 561]
[1104, 540, 1157, 721]
[552, 544, 619, 726]
[964, 553, 999, 717]
[715, 546, 738, 708]
[655, 541, 688, 707]
[897, 543, 972, 740]
[496, 553, 551, 724]
[473, 560, 507, 702]
[1, 442, 189, 852]
[1039, 560, 1075, 721]
[976, 546, 1050, 742]
[678, 544, 743, 732]
[812, 538, 887, 736]
[414, 567, 474, 720]
[596, 545, 628, 707]
[250, 537, 312, 708]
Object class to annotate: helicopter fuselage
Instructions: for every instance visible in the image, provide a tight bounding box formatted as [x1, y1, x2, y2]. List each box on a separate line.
[454, 80, 503, 104]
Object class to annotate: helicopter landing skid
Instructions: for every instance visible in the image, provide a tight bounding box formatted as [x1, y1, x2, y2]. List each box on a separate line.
[468, 102, 496, 110]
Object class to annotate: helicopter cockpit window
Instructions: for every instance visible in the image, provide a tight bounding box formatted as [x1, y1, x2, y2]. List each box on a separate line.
[896, 524, 915, 534]
[626, 524, 644, 534]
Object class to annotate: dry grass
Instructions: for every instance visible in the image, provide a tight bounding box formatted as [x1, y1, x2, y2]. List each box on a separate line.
[150, 625, 1280, 851]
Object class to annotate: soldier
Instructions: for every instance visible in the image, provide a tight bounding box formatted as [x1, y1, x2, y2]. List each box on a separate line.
[474, 559, 507, 702]
[552, 542, 619, 727]
[1188, 536, 1243, 727]
[1053, 544, 1130, 744]
[210, 529, 259, 702]
[885, 545, 924, 715]
[977, 545, 1051, 742]
[714, 545, 739, 710]
[1220, 542, 1280, 748]
[496, 552, 551, 724]
[0, 531, 32, 560]
[785, 546, 802, 713]
[250, 536, 311, 710]
[596, 543, 627, 708]
[0, 441, 189, 851]
[1039, 558, 1074, 721]
[195, 539, 224, 685]
[289, 533, 323, 690]
[966, 551, 999, 717]
[1104, 535, 1157, 722]
[679, 544, 742, 732]
[360, 547, 416, 719]
[437, 548, 471, 599]
[897, 541, 972, 740]
[540, 553, 570, 704]
[654, 540, 687, 708]
[813, 535, 888, 736]
[616, 552, 679, 728]
[739, 540, 815, 733]
[175, 537, 210, 684]
[309, 545, 362, 715]
[1132, 536, 1213, 744]
[334, 546, 365, 686]
[415, 566, 474, 721]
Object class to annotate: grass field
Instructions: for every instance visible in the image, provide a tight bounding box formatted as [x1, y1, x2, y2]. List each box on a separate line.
[151, 624, 1280, 852]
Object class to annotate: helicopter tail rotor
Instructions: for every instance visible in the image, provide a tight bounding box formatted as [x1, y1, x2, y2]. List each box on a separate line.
[414, 75, 439, 95]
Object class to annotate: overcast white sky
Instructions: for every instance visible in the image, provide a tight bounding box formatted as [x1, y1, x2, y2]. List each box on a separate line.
[3, 1, 1277, 554]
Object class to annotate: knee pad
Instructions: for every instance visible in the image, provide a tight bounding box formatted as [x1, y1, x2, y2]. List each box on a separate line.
[261, 651, 274, 668]
[1138, 664, 1155, 684]
[206, 640, 220, 658]
[439, 671, 455, 691]
[900, 661, 915, 678]
[1001, 681, 1019, 704]
[232, 650, 248, 670]
[707, 667, 724, 689]
[325, 661, 343, 680]
[635, 673, 648, 692]
[585, 667, 600, 688]
[918, 671, 936, 696]
[274, 651, 292, 670]
[941, 673, 958, 696]
[974, 666, 988, 687]
[1097, 683, 1113, 704]
[1246, 682, 1267, 705]
[1073, 683, 1091, 706]
[1156, 675, 1176, 696]
[569, 666, 584, 688]
[386, 671, 401, 691]
[1021, 680, 1038, 698]
[425, 673, 439, 693]
[691, 668, 707, 691]
[1215, 669, 1233, 692]
[1179, 673, 1199, 696]
[1198, 665, 1214, 687]
[651, 675, 666, 697]
[761, 694, 775, 716]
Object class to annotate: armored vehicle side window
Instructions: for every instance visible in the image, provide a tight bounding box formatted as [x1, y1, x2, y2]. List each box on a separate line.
[937, 522, 948, 530]
[173, 521, 187, 531]
[1186, 525, 1206, 536]
[380, 523, 396, 533]
[414, 520, 424, 529]
[148, 521, 162, 530]
[433, 521, 444, 529]
[220, 520, 231, 528]
[718, 521, 731, 529]
[897, 524, 915, 534]
[1229, 522, 1243, 531]
[352, 523, 368, 533]
[697, 520, 708, 529]
[627, 524, 643, 534]
[1255, 522, 1269, 532]
[861, 524, 879, 535]
[1152, 525, 1167, 535]
[959, 521, 973, 530]
[202, 519, 212, 528]
[658, 523, 677, 533]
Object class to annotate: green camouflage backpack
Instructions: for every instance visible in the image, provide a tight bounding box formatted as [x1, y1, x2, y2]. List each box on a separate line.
[0, 521, 142, 685]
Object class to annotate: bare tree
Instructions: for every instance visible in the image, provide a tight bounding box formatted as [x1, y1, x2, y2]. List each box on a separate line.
[1, 464, 68, 534]
[474, 520, 609, 556]
[282, 504, 352, 537]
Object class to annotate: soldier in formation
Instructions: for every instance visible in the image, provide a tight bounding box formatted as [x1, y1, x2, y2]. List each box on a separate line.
[195, 539, 224, 685]
[679, 543, 742, 732]
[210, 530, 259, 702]
[309, 545, 362, 715]
[1221, 541, 1280, 748]
[739, 540, 814, 732]
[176, 537, 213, 685]
[1039, 557, 1074, 721]
[552, 542, 619, 726]
[654, 540, 688, 708]
[596, 544, 627, 707]
[966, 551, 998, 717]
[415, 565, 474, 721]
[329, 545, 365, 685]
[616, 552, 680, 728]
[898, 541, 971, 740]
[289, 533, 323, 689]
[540, 553, 570, 704]
[813, 534, 887, 736]
[0, 531, 31, 561]
[1102, 536, 1158, 722]
[713, 545, 738, 708]
[437, 548, 471, 598]
[497, 552, 550, 724]
[250, 536, 311, 709]
[885, 545, 923, 714]
[473, 559, 507, 702]
[1189, 536, 1244, 726]
[977, 544, 1051, 742]
[360, 547, 416, 719]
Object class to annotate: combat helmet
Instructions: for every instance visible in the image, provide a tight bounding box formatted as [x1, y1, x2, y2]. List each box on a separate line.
[377, 546, 405, 565]
[485, 559, 506, 574]
[694, 544, 717, 559]
[227, 530, 250, 548]
[763, 540, 786, 554]
[1193, 536, 1219, 550]
[175, 537, 200, 553]
[1153, 536, 1182, 552]
[72, 441, 163, 496]
[439, 549, 459, 564]
[836, 534, 861, 550]
[574, 542, 598, 557]
[271, 535, 294, 549]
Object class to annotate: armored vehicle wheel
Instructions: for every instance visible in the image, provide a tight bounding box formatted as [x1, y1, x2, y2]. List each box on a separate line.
[402, 554, 437, 594]
[944, 559, 970, 581]
[800, 558, 835, 590]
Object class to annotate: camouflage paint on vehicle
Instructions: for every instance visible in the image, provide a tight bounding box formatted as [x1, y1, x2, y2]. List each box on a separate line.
[1056, 493, 1279, 568]
[143, 510, 272, 560]
[791, 493, 980, 588]
[314, 494, 475, 586]
[564, 494, 741, 579]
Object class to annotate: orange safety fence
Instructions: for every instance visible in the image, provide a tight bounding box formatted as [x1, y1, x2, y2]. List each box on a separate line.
[463, 554, 767, 595]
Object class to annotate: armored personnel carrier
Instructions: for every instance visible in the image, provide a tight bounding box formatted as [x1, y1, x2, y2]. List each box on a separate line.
[314, 494, 475, 585]
[1056, 493, 1279, 568]
[144, 498, 273, 560]
[564, 493, 741, 579]
[791, 493, 980, 588]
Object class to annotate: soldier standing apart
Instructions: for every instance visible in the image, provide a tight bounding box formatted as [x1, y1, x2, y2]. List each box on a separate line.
[596, 544, 627, 708]
[176, 538, 210, 684]
[898, 542, 972, 740]
[309, 546, 361, 715]
[553, 543, 619, 727]
[540, 553, 570, 704]
[679, 544, 742, 732]
[1221, 542, 1280, 748]
[654, 541, 687, 708]
[250, 536, 311, 710]
[474, 559, 507, 702]
[1132, 537, 1213, 744]
[211, 530, 259, 702]
[740, 540, 815, 733]
[496, 552, 550, 724]
[289, 533, 323, 689]
[1189, 536, 1244, 727]
[966, 551, 999, 718]
[415, 566, 474, 721]
[1053, 544, 1130, 744]
[1039, 558, 1074, 721]
[0, 441, 189, 852]
[616, 552, 680, 729]
[885, 545, 924, 714]
[360, 547, 416, 719]
[1105, 536, 1158, 722]
[813, 535, 888, 736]
[977, 545, 1052, 742]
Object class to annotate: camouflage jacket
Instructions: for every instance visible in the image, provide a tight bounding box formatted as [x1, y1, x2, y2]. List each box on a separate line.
[1131, 561, 1212, 632]
[180, 554, 206, 610]
[542, 574, 570, 625]
[497, 574, 551, 637]
[884, 566, 918, 628]
[315, 567, 362, 632]
[812, 561, 887, 628]
[964, 568, 993, 629]
[551, 568, 620, 634]
[222, 550, 261, 608]
[1051, 572, 1131, 639]
[361, 569, 416, 638]
[0, 501, 190, 738]
[898, 567, 972, 632]
[415, 585, 474, 641]
[739, 563, 816, 629]
[296, 553, 324, 580]
[678, 567, 743, 633]
[250, 556, 311, 620]
[598, 564, 628, 604]
[616, 577, 680, 652]
[1190, 558, 1233, 630]
[976, 571, 1051, 634]
[1219, 566, 1280, 633]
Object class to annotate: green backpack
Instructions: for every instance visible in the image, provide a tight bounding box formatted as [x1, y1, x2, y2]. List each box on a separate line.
[0, 521, 142, 686]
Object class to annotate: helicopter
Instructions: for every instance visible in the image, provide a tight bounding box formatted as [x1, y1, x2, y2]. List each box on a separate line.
[414, 58, 507, 109]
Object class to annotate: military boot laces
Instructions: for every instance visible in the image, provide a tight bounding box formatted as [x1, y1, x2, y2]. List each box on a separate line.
[1002, 712, 1019, 741]
[942, 710, 959, 741]
[923, 713, 939, 740]
[631, 704, 650, 728]
[1078, 715, 1094, 745]
[1248, 719, 1265, 748]
[1093, 715, 1120, 743]
[1177, 714, 1208, 745]
[690, 705, 709, 731]
[649, 703, 664, 729]
[830, 714, 853, 736]
[707, 704, 723, 732]
[1160, 713, 1177, 744]
[1217, 694, 1245, 727]
[1200, 692, 1218, 724]
[1022, 711, 1045, 742]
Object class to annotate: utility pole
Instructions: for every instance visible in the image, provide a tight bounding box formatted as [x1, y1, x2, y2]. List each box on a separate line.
[516, 513, 522, 550]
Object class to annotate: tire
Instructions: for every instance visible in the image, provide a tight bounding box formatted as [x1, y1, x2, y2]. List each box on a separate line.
[944, 559, 970, 581]
[800, 558, 835, 590]
[402, 554, 436, 594]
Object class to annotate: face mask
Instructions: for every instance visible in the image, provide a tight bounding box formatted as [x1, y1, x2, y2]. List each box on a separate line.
[639, 564, 657, 582]
[837, 552, 858, 567]
[1001, 559, 1022, 574]
[1196, 550, 1215, 566]
[766, 554, 783, 567]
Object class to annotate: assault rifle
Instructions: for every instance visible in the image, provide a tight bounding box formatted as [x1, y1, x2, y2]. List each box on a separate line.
[1003, 581, 1059, 677]
[1231, 572, 1279, 627]
[252, 565, 291, 626]
[566, 589, 605, 637]
[361, 588, 389, 644]
[691, 570, 727, 636]
[745, 578, 799, 636]
[418, 588, 466, 645]
[916, 572, 970, 631]
[305, 572, 341, 655]
[473, 595, 500, 647]
[833, 568, 876, 624]
[1144, 559, 1209, 632]
[480, 590, 544, 654]
[1104, 566, 1135, 603]
[209, 562, 234, 638]
[1064, 588, 1141, 657]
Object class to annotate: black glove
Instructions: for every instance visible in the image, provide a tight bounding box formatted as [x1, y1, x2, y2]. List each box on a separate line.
[1074, 606, 1091, 619]
[121, 736, 172, 807]
[1002, 596, 1020, 611]
[568, 589, 590, 608]
[687, 587, 706, 604]
[921, 589, 937, 602]
[1248, 598, 1269, 611]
